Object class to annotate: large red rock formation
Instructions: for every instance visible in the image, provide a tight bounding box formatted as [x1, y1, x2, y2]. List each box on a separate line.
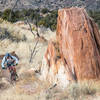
[41, 7, 100, 87]
[57, 7, 100, 80]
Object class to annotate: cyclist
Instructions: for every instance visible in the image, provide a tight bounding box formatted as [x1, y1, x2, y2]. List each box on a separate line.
[1, 53, 18, 80]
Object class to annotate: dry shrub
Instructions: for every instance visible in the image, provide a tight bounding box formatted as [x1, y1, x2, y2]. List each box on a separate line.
[0, 28, 27, 42]
[46, 80, 100, 100]
[0, 18, 4, 23]
[0, 82, 9, 90]
[66, 80, 100, 100]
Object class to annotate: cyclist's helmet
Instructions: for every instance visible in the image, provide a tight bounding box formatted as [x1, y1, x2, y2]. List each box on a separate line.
[5, 53, 12, 58]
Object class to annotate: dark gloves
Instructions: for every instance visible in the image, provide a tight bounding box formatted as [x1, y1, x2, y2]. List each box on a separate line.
[15, 63, 18, 66]
[2, 67, 6, 69]
[13, 63, 18, 66]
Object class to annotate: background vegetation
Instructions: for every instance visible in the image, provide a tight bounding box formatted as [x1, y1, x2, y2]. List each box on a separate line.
[0, 8, 100, 31]
[88, 10, 100, 28]
[0, 8, 58, 31]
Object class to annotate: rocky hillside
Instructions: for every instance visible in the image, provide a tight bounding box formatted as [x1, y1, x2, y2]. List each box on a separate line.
[0, 0, 100, 11]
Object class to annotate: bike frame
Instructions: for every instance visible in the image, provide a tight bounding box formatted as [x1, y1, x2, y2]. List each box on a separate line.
[8, 66, 17, 81]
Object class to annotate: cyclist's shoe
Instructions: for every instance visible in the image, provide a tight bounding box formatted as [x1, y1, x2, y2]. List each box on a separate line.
[16, 73, 18, 78]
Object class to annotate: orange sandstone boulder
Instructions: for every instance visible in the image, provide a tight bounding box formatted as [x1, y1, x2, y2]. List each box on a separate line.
[57, 7, 100, 80]
[41, 7, 100, 88]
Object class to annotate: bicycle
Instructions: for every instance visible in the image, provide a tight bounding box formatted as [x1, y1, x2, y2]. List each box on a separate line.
[8, 65, 18, 82]
[3, 59, 19, 83]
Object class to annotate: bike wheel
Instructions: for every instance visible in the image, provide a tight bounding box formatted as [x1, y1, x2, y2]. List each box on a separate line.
[10, 71, 16, 81]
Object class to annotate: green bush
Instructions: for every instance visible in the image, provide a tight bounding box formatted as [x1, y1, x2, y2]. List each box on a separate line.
[1, 9, 18, 22]
[88, 10, 100, 28]
[41, 8, 49, 14]
[1, 9, 11, 21]
[50, 24, 57, 31]
[37, 10, 58, 31]
[37, 19, 45, 26]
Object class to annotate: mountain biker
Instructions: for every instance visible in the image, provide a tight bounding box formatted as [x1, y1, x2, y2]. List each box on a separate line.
[1, 53, 18, 78]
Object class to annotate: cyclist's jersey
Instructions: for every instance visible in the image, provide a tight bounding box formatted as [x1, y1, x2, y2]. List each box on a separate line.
[6, 58, 14, 67]
[1, 55, 18, 69]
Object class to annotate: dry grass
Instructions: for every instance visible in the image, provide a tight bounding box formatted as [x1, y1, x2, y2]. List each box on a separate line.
[64, 80, 100, 100]
[14, 80, 100, 100]
[1, 73, 100, 100]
